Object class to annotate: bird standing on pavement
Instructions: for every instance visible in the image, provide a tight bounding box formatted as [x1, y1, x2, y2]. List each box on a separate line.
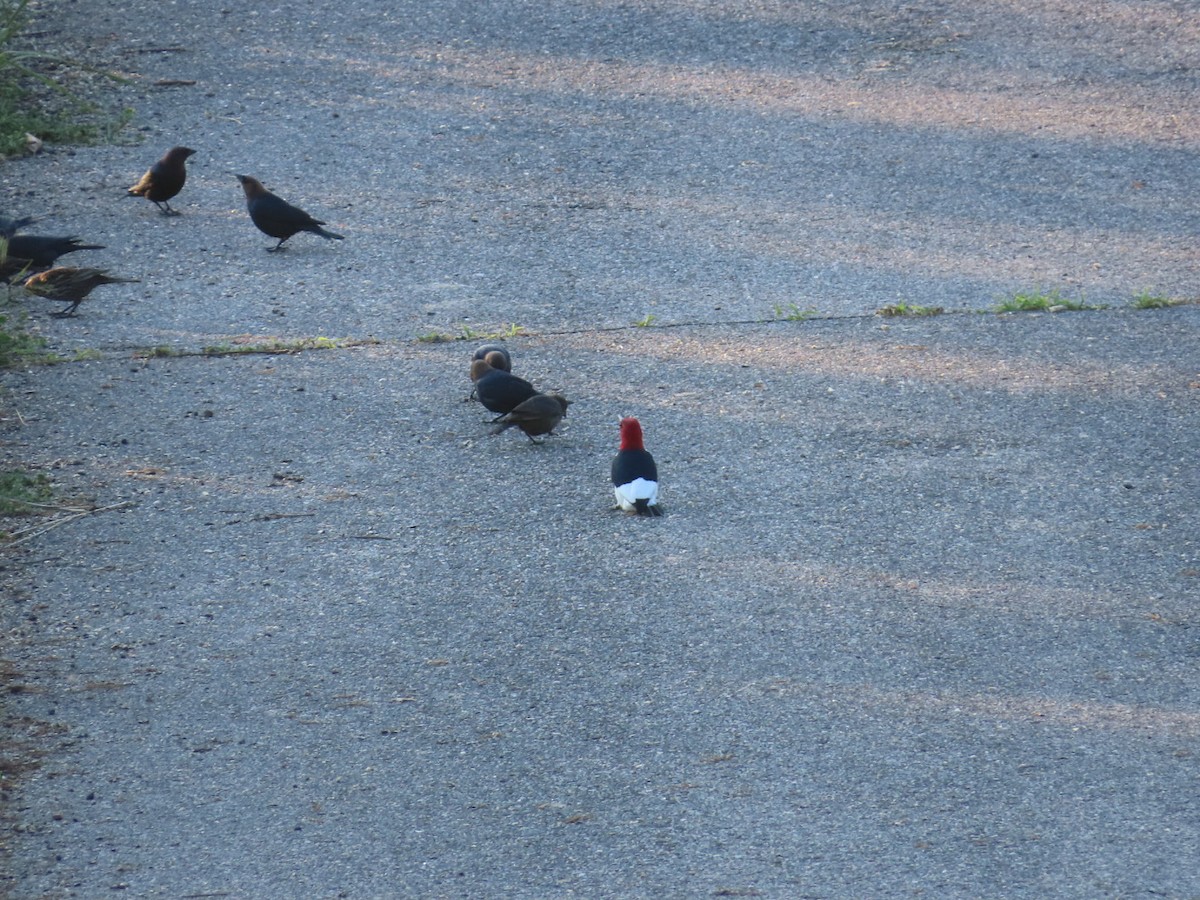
[491, 393, 571, 443]
[469, 346, 513, 399]
[23, 267, 139, 317]
[128, 146, 196, 216]
[471, 355, 540, 420]
[612, 417, 663, 516]
[6, 235, 105, 269]
[235, 175, 344, 251]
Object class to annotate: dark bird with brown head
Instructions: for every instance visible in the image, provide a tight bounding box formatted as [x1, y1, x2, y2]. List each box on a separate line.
[491, 393, 571, 443]
[23, 267, 139, 317]
[470, 354, 540, 421]
[128, 146, 196, 216]
[236, 175, 344, 251]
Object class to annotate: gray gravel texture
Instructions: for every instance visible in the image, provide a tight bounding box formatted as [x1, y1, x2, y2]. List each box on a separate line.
[1, 0, 1198, 898]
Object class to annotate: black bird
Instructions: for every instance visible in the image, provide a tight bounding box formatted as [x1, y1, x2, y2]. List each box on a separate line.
[0, 214, 35, 239]
[236, 175, 344, 251]
[23, 267, 139, 317]
[6, 235, 105, 270]
[491, 393, 571, 443]
[471, 356, 539, 421]
[128, 145, 196, 215]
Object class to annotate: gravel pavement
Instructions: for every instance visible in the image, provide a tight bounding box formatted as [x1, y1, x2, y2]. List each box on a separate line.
[2, 1, 1198, 898]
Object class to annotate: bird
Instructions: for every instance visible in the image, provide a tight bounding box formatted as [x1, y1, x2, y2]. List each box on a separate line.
[235, 175, 344, 251]
[491, 393, 571, 443]
[127, 145, 196, 216]
[469, 346, 512, 399]
[0, 214, 35, 239]
[23, 267, 139, 317]
[612, 417, 663, 516]
[6, 235, 105, 269]
[472, 344, 512, 371]
[471, 356, 540, 420]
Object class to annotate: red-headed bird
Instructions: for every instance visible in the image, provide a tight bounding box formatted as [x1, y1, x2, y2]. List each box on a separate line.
[128, 146, 196, 216]
[612, 417, 662, 516]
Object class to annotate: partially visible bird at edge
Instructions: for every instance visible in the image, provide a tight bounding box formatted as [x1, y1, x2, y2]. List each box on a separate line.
[128, 146, 196, 216]
[6, 235, 105, 270]
[23, 267, 139, 317]
[236, 174, 344, 251]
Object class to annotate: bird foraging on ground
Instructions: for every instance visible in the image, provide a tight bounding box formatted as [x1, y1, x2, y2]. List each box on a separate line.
[7, 235, 105, 269]
[491, 393, 570, 443]
[471, 355, 540, 420]
[472, 344, 512, 371]
[236, 174, 344, 251]
[128, 145, 196, 216]
[469, 346, 512, 399]
[23, 266, 139, 317]
[612, 417, 663, 516]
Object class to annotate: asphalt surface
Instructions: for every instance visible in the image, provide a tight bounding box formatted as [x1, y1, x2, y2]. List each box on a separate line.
[2, 1, 1198, 898]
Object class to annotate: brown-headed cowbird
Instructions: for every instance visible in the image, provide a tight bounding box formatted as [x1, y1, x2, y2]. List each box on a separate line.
[23, 267, 139, 317]
[612, 417, 662, 516]
[472, 344, 512, 370]
[471, 356, 540, 421]
[7, 235, 105, 269]
[128, 146, 196, 216]
[468, 347, 513, 400]
[0, 215, 35, 239]
[491, 393, 570, 443]
[235, 175, 344, 251]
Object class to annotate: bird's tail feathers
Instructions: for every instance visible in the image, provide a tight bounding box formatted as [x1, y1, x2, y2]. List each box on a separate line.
[315, 226, 345, 241]
[634, 499, 663, 517]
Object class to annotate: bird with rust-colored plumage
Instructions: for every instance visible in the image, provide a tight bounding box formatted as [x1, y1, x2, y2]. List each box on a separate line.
[491, 393, 571, 443]
[128, 146, 196, 216]
[23, 267, 139, 317]
[236, 174, 344, 251]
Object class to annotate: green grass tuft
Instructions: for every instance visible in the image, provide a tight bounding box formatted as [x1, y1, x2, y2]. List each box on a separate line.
[995, 288, 1097, 313]
[0, 469, 51, 514]
[878, 303, 944, 318]
[1130, 291, 1184, 310]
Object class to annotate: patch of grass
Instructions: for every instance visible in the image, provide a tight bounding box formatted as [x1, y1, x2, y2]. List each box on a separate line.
[0, 0, 133, 156]
[772, 303, 818, 322]
[0, 310, 45, 367]
[878, 303, 944, 317]
[0, 469, 51, 514]
[633, 314, 657, 327]
[419, 323, 526, 343]
[995, 288, 1097, 313]
[1130, 291, 1184, 310]
[199, 336, 377, 356]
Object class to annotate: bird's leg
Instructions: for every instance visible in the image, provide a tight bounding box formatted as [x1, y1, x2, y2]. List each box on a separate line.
[50, 301, 80, 318]
[266, 239, 288, 252]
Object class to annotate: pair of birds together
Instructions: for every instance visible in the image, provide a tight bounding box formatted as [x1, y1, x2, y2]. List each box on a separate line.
[13, 145, 346, 316]
[128, 145, 345, 250]
[0, 217, 136, 317]
[470, 345, 663, 516]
